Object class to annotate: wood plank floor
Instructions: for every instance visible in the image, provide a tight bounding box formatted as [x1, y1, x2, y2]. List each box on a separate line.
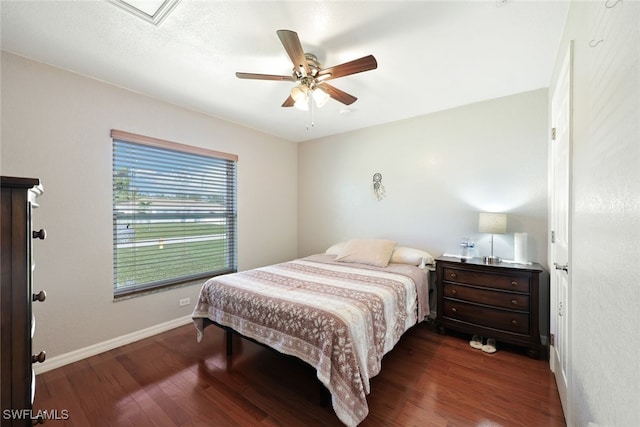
[34, 321, 566, 426]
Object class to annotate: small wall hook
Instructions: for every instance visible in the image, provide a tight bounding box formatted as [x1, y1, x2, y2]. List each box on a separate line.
[589, 39, 604, 48]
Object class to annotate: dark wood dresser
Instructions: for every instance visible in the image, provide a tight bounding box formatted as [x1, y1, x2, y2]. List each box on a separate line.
[435, 256, 546, 359]
[1, 176, 46, 426]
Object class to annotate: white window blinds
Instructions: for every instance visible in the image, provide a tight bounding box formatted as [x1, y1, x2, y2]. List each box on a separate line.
[111, 130, 237, 296]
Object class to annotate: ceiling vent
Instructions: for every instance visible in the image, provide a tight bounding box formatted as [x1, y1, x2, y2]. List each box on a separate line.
[108, 0, 181, 26]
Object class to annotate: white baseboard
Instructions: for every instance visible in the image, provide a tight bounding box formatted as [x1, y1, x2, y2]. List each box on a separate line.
[549, 344, 557, 372]
[35, 315, 193, 374]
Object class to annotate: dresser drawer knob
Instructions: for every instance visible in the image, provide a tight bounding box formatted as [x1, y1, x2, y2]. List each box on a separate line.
[451, 307, 457, 313]
[510, 280, 518, 287]
[32, 290, 47, 302]
[511, 299, 518, 305]
[451, 289, 457, 295]
[450, 273, 457, 279]
[32, 229, 47, 240]
[511, 320, 519, 326]
[32, 351, 46, 364]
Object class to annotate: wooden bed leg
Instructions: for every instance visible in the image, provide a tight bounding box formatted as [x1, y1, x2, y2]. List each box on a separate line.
[224, 328, 233, 355]
[320, 384, 331, 407]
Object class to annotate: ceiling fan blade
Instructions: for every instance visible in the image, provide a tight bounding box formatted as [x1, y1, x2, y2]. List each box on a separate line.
[320, 83, 358, 105]
[276, 29, 309, 76]
[235, 72, 294, 81]
[282, 95, 295, 107]
[317, 55, 377, 81]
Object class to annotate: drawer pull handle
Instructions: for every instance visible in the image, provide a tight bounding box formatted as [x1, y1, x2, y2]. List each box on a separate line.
[451, 307, 457, 313]
[32, 290, 47, 302]
[32, 351, 46, 364]
[511, 281, 518, 287]
[511, 320, 518, 326]
[32, 229, 47, 240]
[511, 299, 518, 305]
[450, 273, 457, 279]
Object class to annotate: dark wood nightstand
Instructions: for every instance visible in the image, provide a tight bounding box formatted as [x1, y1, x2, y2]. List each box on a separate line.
[435, 256, 546, 359]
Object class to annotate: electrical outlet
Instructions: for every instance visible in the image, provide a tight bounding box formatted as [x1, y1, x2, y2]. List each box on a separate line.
[178, 298, 191, 307]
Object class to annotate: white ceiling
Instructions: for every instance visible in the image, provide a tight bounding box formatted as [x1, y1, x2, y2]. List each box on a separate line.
[1, 0, 570, 143]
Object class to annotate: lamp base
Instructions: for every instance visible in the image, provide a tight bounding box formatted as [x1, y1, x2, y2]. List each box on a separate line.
[483, 256, 502, 264]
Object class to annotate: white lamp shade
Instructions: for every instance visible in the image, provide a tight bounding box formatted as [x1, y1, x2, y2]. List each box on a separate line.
[291, 85, 308, 103]
[312, 86, 330, 107]
[291, 85, 309, 110]
[478, 212, 507, 234]
[293, 98, 309, 111]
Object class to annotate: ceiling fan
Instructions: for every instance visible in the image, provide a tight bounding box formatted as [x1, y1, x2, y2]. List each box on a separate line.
[236, 29, 377, 110]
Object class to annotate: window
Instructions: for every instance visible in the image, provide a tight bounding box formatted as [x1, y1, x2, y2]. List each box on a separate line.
[111, 130, 237, 297]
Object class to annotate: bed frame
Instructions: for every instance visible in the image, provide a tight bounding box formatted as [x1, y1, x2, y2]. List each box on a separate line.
[193, 253, 432, 425]
[201, 318, 332, 406]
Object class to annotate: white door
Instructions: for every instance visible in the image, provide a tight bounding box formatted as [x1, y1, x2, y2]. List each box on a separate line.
[549, 42, 572, 423]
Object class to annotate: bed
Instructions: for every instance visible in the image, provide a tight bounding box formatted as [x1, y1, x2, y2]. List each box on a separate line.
[192, 239, 433, 426]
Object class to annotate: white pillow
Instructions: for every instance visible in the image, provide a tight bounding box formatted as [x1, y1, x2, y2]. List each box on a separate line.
[325, 241, 347, 255]
[335, 238, 397, 268]
[390, 247, 435, 267]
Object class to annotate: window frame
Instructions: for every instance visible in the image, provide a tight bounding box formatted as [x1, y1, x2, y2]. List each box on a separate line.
[111, 130, 238, 298]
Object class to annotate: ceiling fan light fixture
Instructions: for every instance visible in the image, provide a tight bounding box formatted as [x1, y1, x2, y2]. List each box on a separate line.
[312, 86, 330, 108]
[294, 98, 309, 111]
[291, 84, 310, 110]
[291, 84, 308, 103]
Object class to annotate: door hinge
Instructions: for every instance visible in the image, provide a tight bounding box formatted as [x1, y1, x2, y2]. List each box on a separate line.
[550, 333, 555, 346]
[551, 230, 555, 243]
[551, 127, 557, 140]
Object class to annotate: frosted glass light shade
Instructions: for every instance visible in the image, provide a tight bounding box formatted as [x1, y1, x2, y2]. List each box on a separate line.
[312, 86, 330, 107]
[291, 85, 308, 103]
[291, 85, 309, 110]
[478, 212, 507, 234]
[293, 99, 309, 111]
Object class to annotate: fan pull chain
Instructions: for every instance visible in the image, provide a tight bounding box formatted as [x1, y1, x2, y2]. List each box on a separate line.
[307, 95, 315, 130]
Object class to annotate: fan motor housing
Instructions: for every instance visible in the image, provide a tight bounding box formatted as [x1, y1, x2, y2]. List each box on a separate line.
[293, 53, 322, 79]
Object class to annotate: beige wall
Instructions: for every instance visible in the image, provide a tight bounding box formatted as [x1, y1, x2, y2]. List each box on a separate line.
[1, 52, 298, 360]
[298, 89, 549, 264]
[550, 1, 640, 426]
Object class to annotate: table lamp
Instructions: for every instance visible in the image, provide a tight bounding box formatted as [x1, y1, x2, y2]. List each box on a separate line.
[478, 212, 507, 264]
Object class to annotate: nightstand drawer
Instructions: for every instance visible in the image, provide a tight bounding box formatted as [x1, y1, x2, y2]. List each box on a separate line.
[442, 267, 530, 293]
[443, 284, 530, 311]
[442, 299, 530, 334]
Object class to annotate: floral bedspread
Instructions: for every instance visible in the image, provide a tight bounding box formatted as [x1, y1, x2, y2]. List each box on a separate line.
[192, 254, 429, 426]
